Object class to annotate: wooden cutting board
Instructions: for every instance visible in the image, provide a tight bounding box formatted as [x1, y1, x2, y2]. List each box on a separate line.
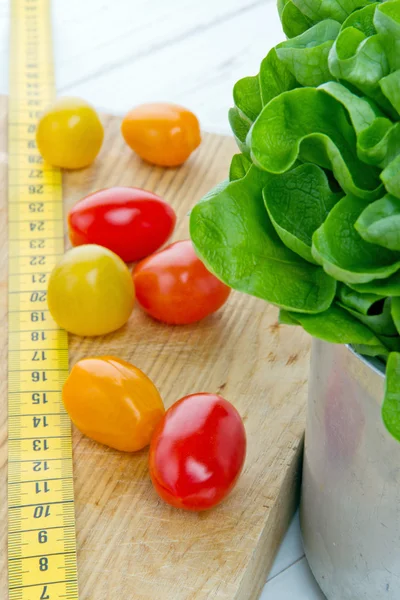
[0, 95, 310, 600]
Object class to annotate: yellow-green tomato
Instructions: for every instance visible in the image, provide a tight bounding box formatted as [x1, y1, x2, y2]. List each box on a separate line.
[36, 97, 104, 169]
[47, 245, 135, 336]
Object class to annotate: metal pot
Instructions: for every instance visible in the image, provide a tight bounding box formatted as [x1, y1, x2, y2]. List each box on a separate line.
[300, 339, 400, 599]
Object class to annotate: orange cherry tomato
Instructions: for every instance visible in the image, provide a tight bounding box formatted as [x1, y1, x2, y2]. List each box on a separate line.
[62, 356, 165, 452]
[121, 103, 201, 167]
[133, 240, 231, 324]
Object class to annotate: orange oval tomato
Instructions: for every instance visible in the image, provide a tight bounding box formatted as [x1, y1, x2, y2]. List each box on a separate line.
[63, 356, 165, 452]
[133, 240, 231, 324]
[121, 103, 201, 167]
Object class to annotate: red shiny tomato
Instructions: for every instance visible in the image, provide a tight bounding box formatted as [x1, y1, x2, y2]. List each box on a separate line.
[133, 240, 231, 324]
[68, 187, 176, 262]
[149, 393, 246, 511]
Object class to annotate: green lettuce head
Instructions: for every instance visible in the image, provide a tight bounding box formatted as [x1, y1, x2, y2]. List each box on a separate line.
[189, 0, 400, 442]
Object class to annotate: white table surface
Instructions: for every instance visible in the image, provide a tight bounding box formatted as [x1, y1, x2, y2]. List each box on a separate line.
[0, 1, 326, 597]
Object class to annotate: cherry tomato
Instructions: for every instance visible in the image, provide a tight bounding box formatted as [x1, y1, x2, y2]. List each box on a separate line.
[121, 103, 201, 167]
[68, 187, 176, 262]
[36, 97, 104, 169]
[47, 245, 134, 336]
[133, 240, 231, 324]
[149, 393, 246, 511]
[63, 356, 165, 451]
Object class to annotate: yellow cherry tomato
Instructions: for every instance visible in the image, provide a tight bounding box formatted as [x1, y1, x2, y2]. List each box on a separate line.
[63, 356, 165, 451]
[121, 103, 201, 167]
[47, 245, 134, 336]
[36, 97, 104, 169]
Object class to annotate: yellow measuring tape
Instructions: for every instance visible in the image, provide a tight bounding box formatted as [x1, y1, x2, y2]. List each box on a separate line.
[8, 1, 78, 598]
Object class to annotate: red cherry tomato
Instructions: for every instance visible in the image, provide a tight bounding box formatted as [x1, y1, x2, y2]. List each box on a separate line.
[133, 240, 231, 324]
[149, 393, 246, 511]
[68, 187, 176, 262]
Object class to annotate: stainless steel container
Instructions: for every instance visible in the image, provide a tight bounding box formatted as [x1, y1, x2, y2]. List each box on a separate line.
[301, 339, 400, 599]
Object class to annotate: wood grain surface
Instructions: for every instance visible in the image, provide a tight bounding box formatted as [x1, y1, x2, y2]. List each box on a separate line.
[0, 95, 310, 600]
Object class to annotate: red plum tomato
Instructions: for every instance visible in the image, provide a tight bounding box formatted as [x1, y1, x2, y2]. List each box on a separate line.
[133, 240, 231, 324]
[149, 393, 246, 511]
[68, 187, 176, 262]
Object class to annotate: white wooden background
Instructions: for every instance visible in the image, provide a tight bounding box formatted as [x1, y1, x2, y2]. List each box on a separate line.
[0, 0, 326, 598]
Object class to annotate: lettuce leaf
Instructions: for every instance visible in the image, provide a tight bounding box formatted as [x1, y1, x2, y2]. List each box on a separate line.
[391, 297, 400, 334]
[259, 48, 299, 106]
[276, 20, 341, 86]
[339, 297, 397, 336]
[250, 86, 383, 200]
[263, 163, 342, 263]
[329, 5, 391, 110]
[232, 75, 262, 123]
[356, 194, 400, 249]
[229, 154, 252, 182]
[375, 0, 400, 71]
[381, 154, 400, 199]
[291, 0, 377, 24]
[350, 271, 400, 295]
[380, 70, 400, 114]
[379, 335, 400, 352]
[279, 0, 313, 38]
[190, 166, 336, 313]
[383, 352, 400, 441]
[312, 194, 400, 283]
[337, 2, 378, 36]
[358, 120, 400, 167]
[228, 107, 251, 156]
[280, 302, 386, 347]
[336, 283, 384, 314]
[229, 48, 298, 154]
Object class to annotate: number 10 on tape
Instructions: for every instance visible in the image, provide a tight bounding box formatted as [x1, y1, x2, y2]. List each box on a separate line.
[8, 1, 78, 599]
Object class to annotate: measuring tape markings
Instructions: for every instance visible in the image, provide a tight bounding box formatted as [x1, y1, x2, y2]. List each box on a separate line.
[8, 1, 78, 599]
